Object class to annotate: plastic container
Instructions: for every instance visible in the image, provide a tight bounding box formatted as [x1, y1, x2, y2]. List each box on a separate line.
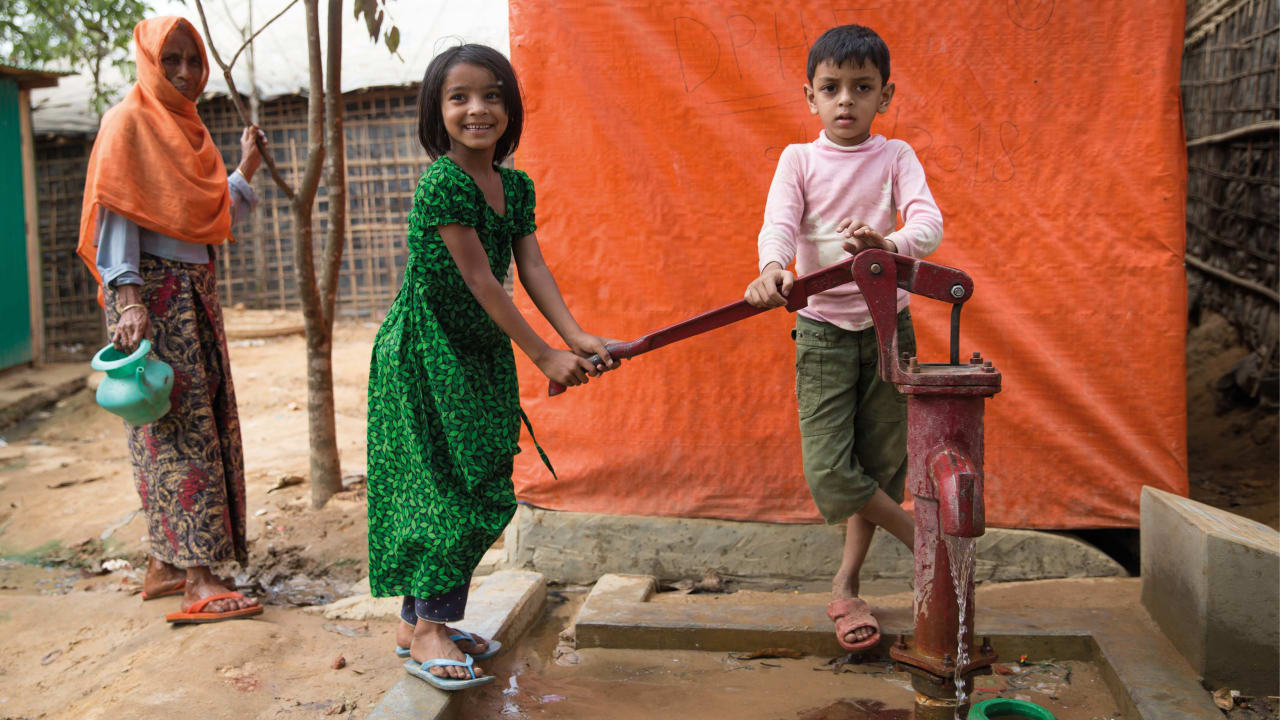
[968, 698, 1058, 720]
[91, 339, 174, 426]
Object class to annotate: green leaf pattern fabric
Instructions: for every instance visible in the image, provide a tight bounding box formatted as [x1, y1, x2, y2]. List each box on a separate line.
[366, 156, 536, 598]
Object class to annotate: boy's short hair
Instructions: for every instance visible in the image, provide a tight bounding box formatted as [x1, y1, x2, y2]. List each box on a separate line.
[806, 25, 890, 86]
[416, 44, 524, 162]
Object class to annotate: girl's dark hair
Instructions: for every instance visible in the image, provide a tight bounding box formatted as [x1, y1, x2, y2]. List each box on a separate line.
[806, 25, 890, 85]
[416, 44, 524, 162]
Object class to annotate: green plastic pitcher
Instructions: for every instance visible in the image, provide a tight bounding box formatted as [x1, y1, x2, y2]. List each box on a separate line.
[91, 339, 174, 426]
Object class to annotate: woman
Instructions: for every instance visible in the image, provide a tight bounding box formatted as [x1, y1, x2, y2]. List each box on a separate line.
[77, 16, 264, 623]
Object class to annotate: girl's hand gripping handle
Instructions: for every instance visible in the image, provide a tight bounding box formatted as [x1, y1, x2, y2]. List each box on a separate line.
[548, 341, 631, 396]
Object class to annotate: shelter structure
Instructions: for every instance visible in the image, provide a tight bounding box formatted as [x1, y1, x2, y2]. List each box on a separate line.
[1181, 0, 1280, 398]
[0, 64, 65, 370]
[28, 0, 508, 361]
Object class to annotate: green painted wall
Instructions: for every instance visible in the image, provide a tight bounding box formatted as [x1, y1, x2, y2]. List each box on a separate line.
[0, 77, 32, 370]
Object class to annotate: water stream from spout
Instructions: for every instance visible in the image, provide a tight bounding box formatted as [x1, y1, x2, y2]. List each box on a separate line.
[943, 534, 977, 720]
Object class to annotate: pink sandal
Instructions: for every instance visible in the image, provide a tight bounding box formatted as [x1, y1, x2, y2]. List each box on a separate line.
[827, 597, 881, 652]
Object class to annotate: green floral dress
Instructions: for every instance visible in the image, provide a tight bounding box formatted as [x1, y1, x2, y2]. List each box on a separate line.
[366, 156, 535, 599]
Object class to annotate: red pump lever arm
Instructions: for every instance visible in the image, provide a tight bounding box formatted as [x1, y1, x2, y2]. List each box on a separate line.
[548, 255, 861, 397]
[850, 249, 974, 384]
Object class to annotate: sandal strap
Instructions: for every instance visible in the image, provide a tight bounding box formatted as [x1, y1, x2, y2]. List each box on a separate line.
[186, 591, 249, 614]
[420, 655, 477, 679]
[449, 630, 483, 645]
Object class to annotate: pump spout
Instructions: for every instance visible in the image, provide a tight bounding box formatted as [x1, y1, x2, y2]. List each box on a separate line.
[928, 448, 985, 538]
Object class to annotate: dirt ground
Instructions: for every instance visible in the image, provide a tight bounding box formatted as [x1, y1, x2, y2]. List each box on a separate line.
[1185, 313, 1279, 529]
[0, 308, 1275, 718]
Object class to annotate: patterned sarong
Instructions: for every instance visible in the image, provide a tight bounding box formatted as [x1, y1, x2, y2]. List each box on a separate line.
[104, 253, 248, 567]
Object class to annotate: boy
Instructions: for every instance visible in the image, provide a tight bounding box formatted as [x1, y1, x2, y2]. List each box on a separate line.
[744, 24, 942, 652]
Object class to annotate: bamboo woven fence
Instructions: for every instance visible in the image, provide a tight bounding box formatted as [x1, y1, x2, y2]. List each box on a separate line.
[34, 85, 428, 360]
[1182, 0, 1279, 394]
[34, 135, 100, 361]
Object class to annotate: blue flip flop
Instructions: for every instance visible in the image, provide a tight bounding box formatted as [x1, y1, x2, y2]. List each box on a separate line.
[395, 630, 501, 660]
[403, 655, 494, 691]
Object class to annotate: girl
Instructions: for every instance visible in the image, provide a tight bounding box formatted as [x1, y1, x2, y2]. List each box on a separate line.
[366, 44, 619, 690]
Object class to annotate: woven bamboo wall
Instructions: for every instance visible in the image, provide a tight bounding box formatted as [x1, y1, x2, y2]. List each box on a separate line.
[34, 85, 429, 360]
[34, 135, 102, 362]
[201, 86, 429, 320]
[1182, 0, 1279, 384]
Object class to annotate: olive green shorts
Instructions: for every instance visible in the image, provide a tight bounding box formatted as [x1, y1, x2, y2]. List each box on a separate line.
[794, 310, 916, 524]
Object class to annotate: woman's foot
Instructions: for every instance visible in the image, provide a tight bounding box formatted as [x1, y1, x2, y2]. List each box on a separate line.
[397, 619, 490, 656]
[181, 565, 258, 613]
[142, 556, 186, 599]
[410, 620, 485, 680]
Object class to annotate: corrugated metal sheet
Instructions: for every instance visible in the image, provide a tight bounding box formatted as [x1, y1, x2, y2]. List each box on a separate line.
[0, 77, 33, 369]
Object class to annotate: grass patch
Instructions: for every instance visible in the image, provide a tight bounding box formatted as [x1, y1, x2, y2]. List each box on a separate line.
[1, 538, 112, 570]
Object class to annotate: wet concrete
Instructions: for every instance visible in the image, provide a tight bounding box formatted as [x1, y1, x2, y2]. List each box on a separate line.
[573, 574, 1224, 719]
[451, 586, 1123, 720]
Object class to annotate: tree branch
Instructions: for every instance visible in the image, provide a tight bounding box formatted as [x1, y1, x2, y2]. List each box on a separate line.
[227, 0, 299, 71]
[319, 0, 345, 329]
[193, 0, 296, 200]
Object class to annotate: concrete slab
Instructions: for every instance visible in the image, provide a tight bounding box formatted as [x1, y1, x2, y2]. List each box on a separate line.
[501, 505, 1126, 584]
[0, 363, 90, 430]
[1141, 486, 1280, 695]
[313, 551, 508, 622]
[574, 573, 1223, 720]
[367, 570, 547, 720]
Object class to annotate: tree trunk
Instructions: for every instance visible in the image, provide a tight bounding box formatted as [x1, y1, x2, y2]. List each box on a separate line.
[301, 0, 348, 509]
[293, 0, 343, 508]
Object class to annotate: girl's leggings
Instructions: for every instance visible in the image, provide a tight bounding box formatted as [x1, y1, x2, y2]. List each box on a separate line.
[400, 579, 470, 624]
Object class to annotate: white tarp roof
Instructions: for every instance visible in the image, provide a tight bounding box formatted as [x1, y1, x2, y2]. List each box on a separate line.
[31, 0, 509, 134]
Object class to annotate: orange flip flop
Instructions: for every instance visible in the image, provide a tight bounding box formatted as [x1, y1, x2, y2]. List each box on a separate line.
[165, 592, 263, 624]
[140, 580, 186, 601]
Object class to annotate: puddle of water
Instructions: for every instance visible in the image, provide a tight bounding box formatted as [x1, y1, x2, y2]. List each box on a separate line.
[448, 584, 1123, 720]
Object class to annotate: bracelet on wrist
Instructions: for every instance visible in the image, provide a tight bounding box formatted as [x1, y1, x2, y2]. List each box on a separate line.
[118, 303, 147, 315]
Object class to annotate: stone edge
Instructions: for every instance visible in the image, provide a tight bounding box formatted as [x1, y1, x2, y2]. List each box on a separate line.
[367, 570, 547, 720]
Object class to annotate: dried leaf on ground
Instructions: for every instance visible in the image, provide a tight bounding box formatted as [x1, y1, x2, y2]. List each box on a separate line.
[266, 475, 305, 493]
[47, 476, 102, 489]
[1213, 687, 1239, 710]
[321, 622, 371, 638]
[731, 648, 806, 660]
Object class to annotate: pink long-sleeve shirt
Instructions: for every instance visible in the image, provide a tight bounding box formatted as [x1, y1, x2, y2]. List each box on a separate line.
[757, 131, 943, 332]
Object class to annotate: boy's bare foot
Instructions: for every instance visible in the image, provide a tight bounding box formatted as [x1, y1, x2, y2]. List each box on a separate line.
[410, 620, 485, 680]
[396, 619, 490, 656]
[181, 566, 258, 613]
[142, 556, 186, 598]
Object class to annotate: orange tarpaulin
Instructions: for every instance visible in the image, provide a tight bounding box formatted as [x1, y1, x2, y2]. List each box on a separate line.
[508, 1, 1188, 529]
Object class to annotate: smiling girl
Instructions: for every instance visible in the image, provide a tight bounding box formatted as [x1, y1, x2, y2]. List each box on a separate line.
[364, 44, 621, 690]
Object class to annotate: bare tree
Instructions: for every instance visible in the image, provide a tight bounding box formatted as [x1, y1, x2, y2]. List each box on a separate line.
[195, 0, 397, 508]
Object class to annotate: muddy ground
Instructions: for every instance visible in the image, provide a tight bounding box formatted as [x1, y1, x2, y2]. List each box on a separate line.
[0, 309, 1274, 719]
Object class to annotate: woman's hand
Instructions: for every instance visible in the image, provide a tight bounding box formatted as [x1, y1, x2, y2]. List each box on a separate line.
[566, 332, 620, 373]
[237, 125, 267, 182]
[534, 348, 600, 387]
[111, 284, 150, 353]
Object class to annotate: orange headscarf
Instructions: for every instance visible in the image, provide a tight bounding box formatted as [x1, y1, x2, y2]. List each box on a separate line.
[77, 16, 234, 306]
